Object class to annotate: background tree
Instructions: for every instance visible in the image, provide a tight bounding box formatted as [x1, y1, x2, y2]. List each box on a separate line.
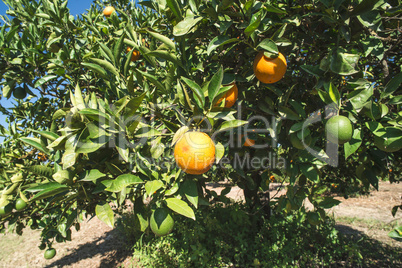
[0, 0, 401, 261]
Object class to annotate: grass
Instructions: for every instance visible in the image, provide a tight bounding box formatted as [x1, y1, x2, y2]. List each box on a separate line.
[335, 216, 400, 232]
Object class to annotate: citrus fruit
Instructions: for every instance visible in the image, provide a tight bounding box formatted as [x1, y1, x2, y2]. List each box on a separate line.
[103, 6, 115, 17]
[307, 211, 320, 225]
[126, 47, 140, 61]
[325, 115, 353, 144]
[240, 135, 255, 147]
[150, 208, 174, 236]
[44, 248, 56, 260]
[0, 203, 13, 217]
[38, 243, 46, 250]
[174, 131, 215, 175]
[15, 198, 27, 211]
[253, 51, 287, 84]
[13, 87, 26, 99]
[290, 133, 312, 150]
[215, 83, 238, 108]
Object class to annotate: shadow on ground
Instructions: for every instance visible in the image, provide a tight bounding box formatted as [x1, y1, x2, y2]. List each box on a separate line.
[335, 224, 402, 267]
[45, 228, 131, 268]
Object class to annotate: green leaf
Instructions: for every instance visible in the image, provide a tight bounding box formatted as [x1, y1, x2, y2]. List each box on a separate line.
[125, 92, 146, 118]
[79, 169, 106, 182]
[28, 165, 54, 179]
[348, 85, 373, 111]
[166, 198, 196, 220]
[365, 121, 384, 135]
[208, 67, 224, 105]
[317, 197, 341, 209]
[389, 95, 402, 105]
[256, 39, 278, 54]
[30, 184, 68, 201]
[207, 36, 239, 55]
[166, 0, 183, 20]
[245, 10, 264, 36]
[350, 0, 382, 17]
[145, 180, 164, 196]
[89, 58, 119, 76]
[98, 42, 115, 65]
[114, 34, 125, 65]
[216, 120, 249, 133]
[181, 77, 205, 109]
[388, 226, 402, 242]
[215, 142, 225, 164]
[147, 50, 183, 67]
[278, 106, 300, 120]
[135, 69, 166, 93]
[146, 30, 175, 50]
[363, 169, 378, 190]
[380, 72, 402, 99]
[330, 51, 359, 75]
[181, 180, 198, 208]
[95, 202, 115, 228]
[300, 164, 319, 183]
[173, 16, 203, 36]
[344, 128, 362, 159]
[34, 75, 57, 88]
[30, 130, 59, 142]
[19, 137, 49, 154]
[79, 108, 111, 122]
[105, 174, 143, 192]
[301, 65, 324, 78]
[82, 62, 108, 78]
[264, 4, 287, 14]
[172, 126, 189, 146]
[328, 82, 340, 106]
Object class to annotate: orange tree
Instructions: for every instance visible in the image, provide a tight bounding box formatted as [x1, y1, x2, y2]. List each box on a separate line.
[0, 0, 401, 257]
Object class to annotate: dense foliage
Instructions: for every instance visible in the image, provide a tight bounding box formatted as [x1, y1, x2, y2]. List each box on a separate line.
[0, 0, 401, 259]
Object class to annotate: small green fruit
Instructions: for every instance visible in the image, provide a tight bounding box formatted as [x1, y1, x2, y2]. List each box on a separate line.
[325, 115, 353, 144]
[0, 203, 13, 217]
[44, 248, 56, 260]
[39, 243, 46, 250]
[13, 87, 27, 100]
[150, 208, 174, 237]
[290, 133, 312, 150]
[15, 198, 28, 211]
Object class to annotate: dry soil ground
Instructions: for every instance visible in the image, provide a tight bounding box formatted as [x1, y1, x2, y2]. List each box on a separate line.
[0, 181, 400, 267]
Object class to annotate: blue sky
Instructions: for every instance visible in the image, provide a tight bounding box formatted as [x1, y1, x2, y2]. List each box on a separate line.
[0, 0, 96, 142]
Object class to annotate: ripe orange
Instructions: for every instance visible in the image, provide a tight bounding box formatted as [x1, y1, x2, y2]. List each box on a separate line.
[215, 83, 238, 108]
[126, 47, 140, 61]
[103, 6, 115, 17]
[253, 51, 287, 84]
[174, 132, 215, 175]
[240, 135, 255, 147]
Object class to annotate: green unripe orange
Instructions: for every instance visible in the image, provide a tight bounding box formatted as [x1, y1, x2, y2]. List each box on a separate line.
[325, 115, 353, 144]
[13, 87, 26, 100]
[150, 208, 174, 236]
[44, 248, 56, 259]
[290, 133, 312, 150]
[0, 203, 13, 217]
[15, 198, 27, 211]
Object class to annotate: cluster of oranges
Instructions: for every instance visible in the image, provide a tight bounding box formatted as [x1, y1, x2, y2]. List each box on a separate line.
[173, 51, 287, 174]
[103, 7, 288, 175]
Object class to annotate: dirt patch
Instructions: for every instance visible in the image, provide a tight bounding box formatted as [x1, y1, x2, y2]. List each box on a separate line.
[0, 181, 400, 267]
[0, 216, 132, 268]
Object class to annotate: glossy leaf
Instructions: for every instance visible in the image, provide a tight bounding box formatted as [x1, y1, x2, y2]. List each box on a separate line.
[166, 198, 196, 220]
